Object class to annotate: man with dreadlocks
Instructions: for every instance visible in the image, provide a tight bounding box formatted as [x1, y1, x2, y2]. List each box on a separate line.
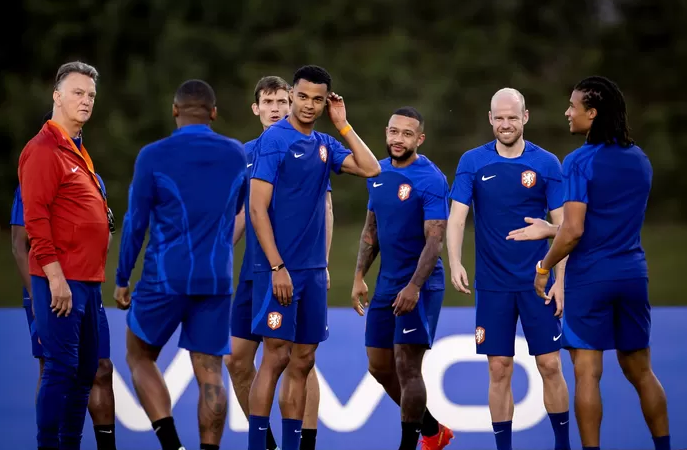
[508, 76, 672, 450]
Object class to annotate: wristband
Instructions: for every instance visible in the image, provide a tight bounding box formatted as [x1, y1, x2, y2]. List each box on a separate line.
[536, 260, 550, 275]
[339, 124, 353, 136]
[271, 263, 285, 272]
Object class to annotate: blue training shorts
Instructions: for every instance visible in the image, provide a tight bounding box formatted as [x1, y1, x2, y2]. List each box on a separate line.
[251, 268, 328, 344]
[475, 289, 562, 357]
[25, 294, 111, 360]
[365, 288, 444, 349]
[231, 279, 261, 342]
[128, 282, 232, 356]
[562, 278, 650, 352]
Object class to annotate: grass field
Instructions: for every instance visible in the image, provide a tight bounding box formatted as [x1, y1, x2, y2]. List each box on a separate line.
[0, 223, 685, 308]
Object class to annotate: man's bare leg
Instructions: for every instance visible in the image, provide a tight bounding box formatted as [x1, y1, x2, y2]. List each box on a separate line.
[88, 358, 117, 450]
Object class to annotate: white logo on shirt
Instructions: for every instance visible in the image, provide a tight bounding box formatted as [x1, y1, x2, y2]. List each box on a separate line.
[481, 175, 496, 181]
[402, 328, 417, 334]
[246, 163, 253, 167]
[294, 153, 305, 158]
[71, 166, 79, 173]
[373, 182, 383, 188]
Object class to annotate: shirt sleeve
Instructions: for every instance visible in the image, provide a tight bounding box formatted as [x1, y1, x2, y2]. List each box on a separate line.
[449, 153, 475, 206]
[18, 144, 62, 267]
[10, 186, 25, 226]
[251, 133, 286, 185]
[116, 149, 155, 287]
[562, 153, 590, 204]
[327, 135, 352, 174]
[326, 179, 332, 192]
[545, 156, 564, 210]
[423, 173, 450, 221]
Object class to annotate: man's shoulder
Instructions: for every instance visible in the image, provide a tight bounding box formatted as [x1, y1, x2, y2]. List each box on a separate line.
[258, 122, 296, 151]
[524, 141, 562, 172]
[456, 142, 493, 172]
[563, 143, 598, 170]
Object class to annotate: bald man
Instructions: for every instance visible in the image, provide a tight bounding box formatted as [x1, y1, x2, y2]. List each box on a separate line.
[446, 89, 571, 450]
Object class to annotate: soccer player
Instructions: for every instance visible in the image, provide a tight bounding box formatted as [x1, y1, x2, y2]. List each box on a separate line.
[351, 107, 455, 450]
[114, 79, 246, 450]
[446, 88, 571, 450]
[248, 65, 380, 450]
[11, 177, 118, 450]
[19, 61, 111, 450]
[226, 75, 328, 450]
[510, 76, 671, 450]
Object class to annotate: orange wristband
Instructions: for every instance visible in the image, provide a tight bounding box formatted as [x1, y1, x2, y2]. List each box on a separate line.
[536, 260, 550, 275]
[339, 124, 353, 136]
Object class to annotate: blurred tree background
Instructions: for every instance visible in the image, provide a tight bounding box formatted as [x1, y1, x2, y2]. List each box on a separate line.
[1, 0, 685, 307]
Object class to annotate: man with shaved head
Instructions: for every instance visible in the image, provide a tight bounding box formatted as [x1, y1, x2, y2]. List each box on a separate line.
[446, 88, 571, 450]
[114, 79, 247, 450]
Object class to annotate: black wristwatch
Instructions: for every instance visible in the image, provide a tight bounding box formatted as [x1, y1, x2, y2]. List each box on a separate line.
[271, 263, 285, 272]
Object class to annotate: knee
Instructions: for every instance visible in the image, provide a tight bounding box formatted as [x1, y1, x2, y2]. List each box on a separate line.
[368, 360, 396, 386]
[394, 351, 422, 383]
[225, 354, 253, 379]
[264, 343, 292, 373]
[290, 350, 316, 376]
[488, 357, 513, 384]
[618, 353, 652, 386]
[536, 353, 563, 380]
[94, 359, 113, 386]
[573, 358, 603, 382]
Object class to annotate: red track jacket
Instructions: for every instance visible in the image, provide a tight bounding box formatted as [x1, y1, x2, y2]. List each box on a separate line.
[18, 120, 109, 282]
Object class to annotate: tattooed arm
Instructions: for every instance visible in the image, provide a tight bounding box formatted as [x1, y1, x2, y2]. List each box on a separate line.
[351, 210, 379, 315]
[393, 219, 447, 315]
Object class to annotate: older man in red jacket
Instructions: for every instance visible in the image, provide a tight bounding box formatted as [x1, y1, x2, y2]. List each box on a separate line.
[18, 61, 112, 450]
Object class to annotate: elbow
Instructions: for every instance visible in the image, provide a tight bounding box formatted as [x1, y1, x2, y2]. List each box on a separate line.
[361, 161, 381, 178]
[567, 223, 584, 241]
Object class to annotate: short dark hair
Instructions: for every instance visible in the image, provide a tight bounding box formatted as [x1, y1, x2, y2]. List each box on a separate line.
[392, 106, 425, 131]
[293, 65, 332, 91]
[574, 76, 633, 147]
[54, 61, 98, 90]
[254, 76, 290, 103]
[174, 79, 216, 116]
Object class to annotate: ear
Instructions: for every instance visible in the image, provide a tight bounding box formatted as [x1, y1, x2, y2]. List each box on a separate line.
[210, 106, 218, 122]
[587, 107, 598, 120]
[172, 104, 179, 118]
[522, 109, 530, 125]
[488, 110, 493, 126]
[289, 89, 294, 103]
[417, 133, 426, 146]
[251, 103, 259, 116]
[53, 90, 61, 107]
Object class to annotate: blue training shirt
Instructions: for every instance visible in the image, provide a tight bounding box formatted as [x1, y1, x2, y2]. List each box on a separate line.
[116, 124, 246, 295]
[239, 136, 333, 282]
[562, 142, 651, 287]
[250, 117, 350, 272]
[450, 140, 564, 291]
[367, 156, 449, 296]
[11, 172, 107, 305]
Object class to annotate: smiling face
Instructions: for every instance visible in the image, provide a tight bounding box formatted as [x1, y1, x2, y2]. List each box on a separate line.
[489, 92, 528, 146]
[289, 79, 328, 125]
[565, 89, 596, 135]
[385, 114, 425, 162]
[53, 72, 96, 126]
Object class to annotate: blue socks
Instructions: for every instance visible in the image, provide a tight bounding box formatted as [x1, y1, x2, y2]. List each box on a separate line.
[281, 418, 303, 450]
[653, 435, 671, 450]
[248, 415, 269, 450]
[492, 421, 512, 450]
[548, 411, 571, 450]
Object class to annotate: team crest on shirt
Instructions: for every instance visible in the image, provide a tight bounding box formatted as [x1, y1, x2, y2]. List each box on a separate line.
[319, 145, 328, 163]
[475, 326, 485, 344]
[521, 170, 537, 188]
[397, 183, 412, 201]
[267, 312, 282, 330]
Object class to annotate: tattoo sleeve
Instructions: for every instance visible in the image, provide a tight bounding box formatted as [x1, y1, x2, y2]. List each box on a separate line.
[355, 210, 379, 277]
[410, 219, 447, 288]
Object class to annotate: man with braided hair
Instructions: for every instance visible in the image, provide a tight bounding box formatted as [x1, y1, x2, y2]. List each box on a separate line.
[508, 76, 672, 450]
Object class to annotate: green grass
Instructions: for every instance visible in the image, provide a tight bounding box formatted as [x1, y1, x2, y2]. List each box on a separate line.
[0, 223, 685, 308]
